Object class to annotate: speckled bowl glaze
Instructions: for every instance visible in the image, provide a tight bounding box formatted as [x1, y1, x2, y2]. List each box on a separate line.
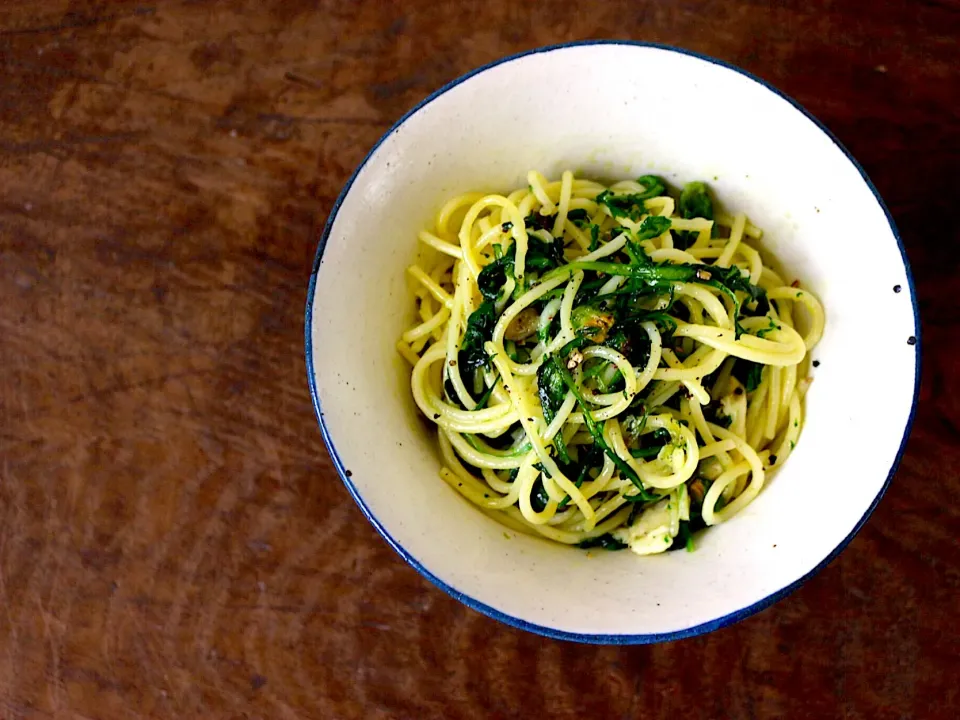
[306, 42, 919, 643]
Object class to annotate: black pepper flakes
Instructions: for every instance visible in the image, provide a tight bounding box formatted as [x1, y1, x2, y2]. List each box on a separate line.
[893, 284, 902, 293]
[768, 454, 778, 465]
[345, 470, 353, 477]
[812, 360, 820, 368]
[907, 336, 917, 345]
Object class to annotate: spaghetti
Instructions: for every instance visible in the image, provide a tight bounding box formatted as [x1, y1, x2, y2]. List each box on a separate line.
[399, 171, 824, 554]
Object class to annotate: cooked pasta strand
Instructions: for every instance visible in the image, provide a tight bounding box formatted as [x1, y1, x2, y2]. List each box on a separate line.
[400, 171, 823, 555]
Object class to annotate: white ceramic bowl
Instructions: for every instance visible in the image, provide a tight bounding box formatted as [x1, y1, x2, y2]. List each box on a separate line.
[306, 42, 919, 643]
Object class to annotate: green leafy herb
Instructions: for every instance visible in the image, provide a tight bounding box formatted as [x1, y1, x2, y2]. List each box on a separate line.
[530, 478, 549, 512]
[731, 359, 764, 393]
[679, 181, 714, 221]
[546, 352, 656, 501]
[548, 250, 764, 338]
[667, 476, 714, 552]
[634, 175, 666, 199]
[524, 212, 553, 232]
[474, 375, 500, 409]
[595, 190, 646, 222]
[594, 177, 666, 221]
[675, 181, 715, 250]
[755, 317, 781, 338]
[588, 224, 600, 251]
[636, 215, 672, 240]
[477, 259, 508, 301]
[577, 533, 628, 550]
[459, 300, 498, 372]
[537, 361, 571, 463]
[526, 236, 565, 271]
[743, 294, 770, 317]
[670, 521, 696, 552]
[537, 305, 561, 345]
[558, 444, 605, 509]
[596, 367, 624, 394]
[476, 234, 565, 300]
[601, 315, 659, 369]
[621, 217, 670, 266]
[552, 258, 760, 299]
[537, 360, 567, 415]
[567, 208, 589, 225]
[628, 426, 672, 460]
[713, 413, 734, 429]
[443, 375, 466, 410]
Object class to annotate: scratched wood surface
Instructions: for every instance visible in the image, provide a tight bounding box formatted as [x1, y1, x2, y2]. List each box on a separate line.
[0, 0, 957, 718]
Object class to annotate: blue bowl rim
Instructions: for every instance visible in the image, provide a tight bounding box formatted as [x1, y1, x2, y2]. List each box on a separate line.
[304, 40, 921, 645]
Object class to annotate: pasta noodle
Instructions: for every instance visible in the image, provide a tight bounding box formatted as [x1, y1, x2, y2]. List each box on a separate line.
[400, 171, 824, 555]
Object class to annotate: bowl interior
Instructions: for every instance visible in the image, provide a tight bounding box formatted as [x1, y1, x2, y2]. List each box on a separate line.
[308, 43, 917, 641]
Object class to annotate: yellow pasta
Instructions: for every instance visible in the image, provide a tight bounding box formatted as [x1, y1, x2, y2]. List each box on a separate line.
[400, 171, 824, 554]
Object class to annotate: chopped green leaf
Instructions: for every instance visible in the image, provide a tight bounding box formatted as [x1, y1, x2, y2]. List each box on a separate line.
[634, 175, 666, 199]
[588, 224, 600, 251]
[577, 533, 628, 550]
[755, 316, 781, 338]
[477, 234, 565, 300]
[679, 181, 714, 221]
[459, 300, 498, 372]
[595, 187, 662, 222]
[474, 375, 500, 409]
[713, 413, 734, 429]
[636, 215, 672, 240]
[530, 478, 549, 512]
[537, 361, 571, 463]
[477, 257, 509, 301]
[524, 212, 553, 232]
[675, 181, 715, 249]
[558, 444, 604, 509]
[731, 359, 764, 393]
[547, 353, 656, 501]
[443, 375, 467, 410]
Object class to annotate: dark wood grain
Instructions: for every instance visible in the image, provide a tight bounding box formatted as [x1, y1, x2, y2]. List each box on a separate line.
[0, 0, 957, 718]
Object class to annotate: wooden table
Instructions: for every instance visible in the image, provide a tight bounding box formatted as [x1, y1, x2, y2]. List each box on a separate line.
[1, 1, 957, 718]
